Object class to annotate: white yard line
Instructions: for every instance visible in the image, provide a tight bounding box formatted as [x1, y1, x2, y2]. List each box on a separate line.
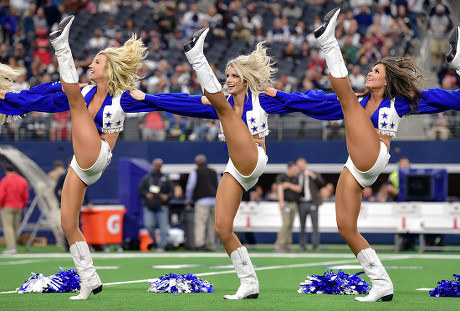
[1, 252, 457, 294]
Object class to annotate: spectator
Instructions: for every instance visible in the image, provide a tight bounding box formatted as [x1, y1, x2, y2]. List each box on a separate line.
[33, 7, 48, 31]
[138, 158, 173, 252]
[349, 65, 366, 92]
[87, 29, 109, 52]
[362, 186, 375, 202]
[23, 111, 48, 140]
[167, 114, 187, 141]
[428, 115, 451, 140]
[48, 159, 66, 186]
[43, 0, 62, 31]
[185, 154, 220, 251]
[98, 0, 118, 16]
[428, 4, 452, 70]
[33, 28, 51, 66]
[102, 18, 121, 39]
[266, 17, 290, 45]
[282, 0, 302, 20]
[274, 161, 301, 253]
[50, 111, 71, 141]
[140, 111, 166, 141]
[319, 183, 335, 202]
[181, 2, 206, 39]
[296, 157, 325, 252]
[1, 6, 20, 44]
[265, 182, 279, 201]
[0, 164, 29, 254]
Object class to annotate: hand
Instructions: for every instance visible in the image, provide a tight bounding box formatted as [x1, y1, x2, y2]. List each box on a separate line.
[159, 193, 168, 201]
[145, 193, 154, 200]
[306, 171, 316, 178]
[0, 90, 6, 100]
[78, 83, 88, 89]
[130, 89, 146, 101]
[201, 96, 212, 105]
[263, 87, 277, 97]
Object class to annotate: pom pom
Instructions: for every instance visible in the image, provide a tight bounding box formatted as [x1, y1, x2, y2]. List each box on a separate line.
[148, 273, 215, 293]
[429, 274, 460, 297]
[298, 270, 370, 295]
[17, 268, 80, 293]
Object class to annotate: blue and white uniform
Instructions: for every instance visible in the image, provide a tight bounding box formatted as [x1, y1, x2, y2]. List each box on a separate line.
[1, 82, 208, 185]
[284, 88, 460, 187]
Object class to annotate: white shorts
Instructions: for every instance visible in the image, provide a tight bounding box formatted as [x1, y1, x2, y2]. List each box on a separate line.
[344, 141, 390, 188]
[224, 145, 268, 191]
[70, 139, 112, 186]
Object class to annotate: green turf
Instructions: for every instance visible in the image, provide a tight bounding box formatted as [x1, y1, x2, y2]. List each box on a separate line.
[1, 246, 459, 311]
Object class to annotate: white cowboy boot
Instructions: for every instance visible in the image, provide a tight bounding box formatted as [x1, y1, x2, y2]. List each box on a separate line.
[355, 248, 393, 302]
[447, 26, 460, 75]
[49, 15, 79, 84]
[314, 8, 348, 78]
[183, 28, 222, 94]
[223, 246, 259, 300]
[69, 241, 103, 300]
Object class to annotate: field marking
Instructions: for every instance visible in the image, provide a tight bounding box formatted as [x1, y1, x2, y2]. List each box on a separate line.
[1, 252, 458, 294]
[2, 253, 460, 259]
[105, 257, 412, 286]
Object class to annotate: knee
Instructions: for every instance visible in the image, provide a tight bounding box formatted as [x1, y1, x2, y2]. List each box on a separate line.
[60, 216, 75, 236]
[336, 221, 357, 240]
[214, 222, 230, 241]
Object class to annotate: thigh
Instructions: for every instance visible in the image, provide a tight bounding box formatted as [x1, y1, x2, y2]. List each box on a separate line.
[60, 169, 86, 227]
[143, 207, 156, 228]
[298, 201, 308, 223]
[0, 207, 12, 227]
[12, 209, 22, 228]
[335, 169, 362, 231]
[214, 173, 243, 232]
[158, 207, 169, 230]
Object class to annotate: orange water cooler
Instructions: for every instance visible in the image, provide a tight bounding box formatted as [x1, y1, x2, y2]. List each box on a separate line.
[81, 205, 126, 245]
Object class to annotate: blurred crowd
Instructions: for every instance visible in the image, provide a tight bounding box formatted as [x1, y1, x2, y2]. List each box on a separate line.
[0, 0, 459, 142]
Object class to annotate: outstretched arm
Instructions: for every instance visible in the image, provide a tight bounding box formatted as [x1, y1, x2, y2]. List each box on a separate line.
[262, 88, 344, 120]
[122, 89, 219, 119]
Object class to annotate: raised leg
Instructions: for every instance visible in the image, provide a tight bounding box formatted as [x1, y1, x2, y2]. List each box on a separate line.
[50, 15, 102, 169]
[184, 28, 258, 176]
[315, 8, 380, 171]
[447, 26, 460, 75]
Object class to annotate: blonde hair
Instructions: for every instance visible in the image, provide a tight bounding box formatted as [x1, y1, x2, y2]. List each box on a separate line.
[0, 63, 21, 124]
[96, 34, 147, 96]
[225, 42, 277, 95]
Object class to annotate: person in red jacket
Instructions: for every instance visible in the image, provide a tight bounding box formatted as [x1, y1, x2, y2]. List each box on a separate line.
[0, 164, 29, 254]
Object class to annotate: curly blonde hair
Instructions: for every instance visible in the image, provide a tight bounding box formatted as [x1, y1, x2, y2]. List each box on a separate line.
[0, 63, 21, 124]
[225, 42, 277, 95]
[96, 34, 147, 96]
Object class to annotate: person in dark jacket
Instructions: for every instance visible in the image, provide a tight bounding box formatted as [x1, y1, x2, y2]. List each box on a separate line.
[138, 158, 173, 252]
[185, 154, 220, 251]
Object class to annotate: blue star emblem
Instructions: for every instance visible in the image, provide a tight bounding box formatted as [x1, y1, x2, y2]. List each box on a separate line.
[250, 117, 256, 123]
[116, 120, 121, 126]
[105, 121, 112, 127]
[105, 112, 112, 118]
[262, 123, 266, 128]
[390, 122, 395, 129]
[380, 121, 387, 128]
[252, 126, 258, 132]
[382, 112, 388, 119]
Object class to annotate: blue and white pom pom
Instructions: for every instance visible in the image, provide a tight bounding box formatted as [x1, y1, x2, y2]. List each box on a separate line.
[429, 274, 460, 297]
[17, 268, 80, 293]
[148, 273, 215, 293]
[298, 270, 370, 295]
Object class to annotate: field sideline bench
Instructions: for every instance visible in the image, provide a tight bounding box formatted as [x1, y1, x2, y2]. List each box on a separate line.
[233, 201, 460, 253]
